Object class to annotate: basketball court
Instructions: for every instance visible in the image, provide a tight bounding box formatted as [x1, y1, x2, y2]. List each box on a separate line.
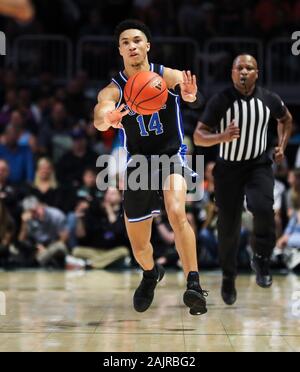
[0, 270, 299, 352]
[0, 0, 300, 355]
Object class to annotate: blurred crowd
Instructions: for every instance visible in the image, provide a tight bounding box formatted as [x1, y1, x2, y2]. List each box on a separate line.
[0, 0, 299, 44]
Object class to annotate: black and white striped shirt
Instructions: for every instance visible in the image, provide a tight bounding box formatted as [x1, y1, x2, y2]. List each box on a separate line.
[201, 86, 287, 162]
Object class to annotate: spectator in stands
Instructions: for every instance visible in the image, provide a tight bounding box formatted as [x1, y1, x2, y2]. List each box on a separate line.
[276, 208, 300, 270]
[18, 196, 69, 268]
[0, 199, 15, 268]
[273, 157, 290, 188]
[65, 78, 87, 120]
[9, 110, 38, 153]
[0, 159, 13, 204]
[18, 88, 39, 132]
[274, 178, 288, 239]
[76, 167, 104, 203]
[286, 168, 300, 217]
[38, 101, 73, 162]
[0, 123, 34, 184]
[0, 159, 21, 223]
[86, 120, 109, 155]
[28, 157, 61, 208]
[67, 167, 104, 248]
[72, 187, 129, 269]
[30, 93, 52, 128]
[290, 120, 300, 169]
[56, 127, 98, 187]
[0, 89, 18, 130]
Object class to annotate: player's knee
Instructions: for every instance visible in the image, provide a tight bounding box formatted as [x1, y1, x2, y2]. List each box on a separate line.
[131, 241, 150, 253]
[167, 205, 187, 229]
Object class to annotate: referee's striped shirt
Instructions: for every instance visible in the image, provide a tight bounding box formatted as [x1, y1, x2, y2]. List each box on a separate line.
[200, 86, 287, 162]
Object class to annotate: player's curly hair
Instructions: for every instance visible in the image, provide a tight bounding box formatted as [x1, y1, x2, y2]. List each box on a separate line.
[115, 19, 152, 43]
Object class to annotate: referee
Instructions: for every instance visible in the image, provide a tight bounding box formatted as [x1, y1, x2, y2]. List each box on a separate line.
[194, 54, 293, 305]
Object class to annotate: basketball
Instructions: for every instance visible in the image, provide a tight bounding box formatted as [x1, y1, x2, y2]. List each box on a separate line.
[124, 71, 168, 115]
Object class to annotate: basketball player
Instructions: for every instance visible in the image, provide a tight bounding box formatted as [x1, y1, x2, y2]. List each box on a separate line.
[0, 0, 34, 22]
[94, 20, 207, 315]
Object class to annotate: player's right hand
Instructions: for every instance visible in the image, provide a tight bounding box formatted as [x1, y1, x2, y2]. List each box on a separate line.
[222, 120, 240, 142]
[104, 104, 129, 129]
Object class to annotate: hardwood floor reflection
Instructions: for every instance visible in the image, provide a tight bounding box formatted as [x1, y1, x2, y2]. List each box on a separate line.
[0, 270, 299, 352]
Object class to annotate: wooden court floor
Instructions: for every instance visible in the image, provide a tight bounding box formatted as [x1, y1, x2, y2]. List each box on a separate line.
[0, 270, 300, 352]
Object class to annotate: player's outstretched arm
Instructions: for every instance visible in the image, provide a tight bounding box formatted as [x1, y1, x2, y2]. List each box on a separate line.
[94, 83, 129, 132]
[163, 67, 202, 107]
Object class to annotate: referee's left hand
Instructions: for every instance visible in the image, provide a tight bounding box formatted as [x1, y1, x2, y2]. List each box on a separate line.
[274, 146, 284, 163]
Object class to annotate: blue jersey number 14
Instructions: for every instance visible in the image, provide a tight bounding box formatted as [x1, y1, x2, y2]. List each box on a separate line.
[137, 113, 164, 137]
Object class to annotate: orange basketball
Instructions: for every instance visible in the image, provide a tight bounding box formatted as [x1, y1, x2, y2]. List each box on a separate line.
[124, 71, 168, 115]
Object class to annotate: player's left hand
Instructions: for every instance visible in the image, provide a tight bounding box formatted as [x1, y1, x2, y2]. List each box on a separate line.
[274, 146, 285, 163]
[180, 70, 197, 102]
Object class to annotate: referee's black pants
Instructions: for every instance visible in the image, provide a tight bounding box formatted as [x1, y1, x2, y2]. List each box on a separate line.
[213, 152, 276, 278]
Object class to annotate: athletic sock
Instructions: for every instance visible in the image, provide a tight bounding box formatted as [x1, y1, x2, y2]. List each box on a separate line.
[143, 264, 158, 279]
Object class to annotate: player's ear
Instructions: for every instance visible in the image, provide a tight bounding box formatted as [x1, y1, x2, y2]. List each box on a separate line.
[146, 42, 150, 52]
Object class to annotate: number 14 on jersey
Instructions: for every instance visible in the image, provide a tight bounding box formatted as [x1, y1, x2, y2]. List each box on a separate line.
[136, 112, 165, 136]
